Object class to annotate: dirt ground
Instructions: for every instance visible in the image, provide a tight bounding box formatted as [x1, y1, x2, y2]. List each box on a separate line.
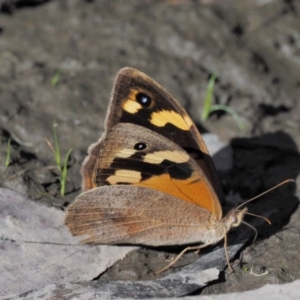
[0, 0, 300, 297]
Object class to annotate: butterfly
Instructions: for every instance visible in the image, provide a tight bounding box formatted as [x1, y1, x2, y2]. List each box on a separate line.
[64, 67, 248, 273]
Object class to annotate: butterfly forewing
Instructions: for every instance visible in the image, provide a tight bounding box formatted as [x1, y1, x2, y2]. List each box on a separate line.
[82, 67, 223, 202]
[92, 123, 222, 219]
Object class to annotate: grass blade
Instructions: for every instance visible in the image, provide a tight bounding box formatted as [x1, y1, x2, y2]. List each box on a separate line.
[5, 138, 11, 167]
[208, 104, 245, 130]
[201, 73, 217, 121]
[60, 148, 73, 196]
[53, 121, 61, 170]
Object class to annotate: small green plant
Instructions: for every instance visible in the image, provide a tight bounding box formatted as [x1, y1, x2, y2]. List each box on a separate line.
[201, 73, 217, 121]
[52, 121, 72, 196]
[5, 138, 11, 167]
[60, 148, 73, 197]
[53, 122, 61, 168]
[201, 73, 245, 130]
[242, 266, 249, 273]
[51, 70, 60, 86]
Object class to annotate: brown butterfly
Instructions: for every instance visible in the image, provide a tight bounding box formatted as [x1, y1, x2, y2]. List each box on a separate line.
[64, 67, 248, 272]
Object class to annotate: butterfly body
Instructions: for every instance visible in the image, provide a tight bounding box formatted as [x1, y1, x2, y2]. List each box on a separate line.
[65, 67, 246, 268]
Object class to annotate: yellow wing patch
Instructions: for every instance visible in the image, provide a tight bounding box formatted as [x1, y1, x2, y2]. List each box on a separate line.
[122, 99, 142, 114]
[150, 110, 192, 131]
[143, 150, 189, 164]
[114, 148, 136, 159]
[107, 170, 142, 184]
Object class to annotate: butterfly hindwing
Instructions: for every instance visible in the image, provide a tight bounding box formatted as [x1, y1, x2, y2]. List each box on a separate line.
[64, 185, 216, 246]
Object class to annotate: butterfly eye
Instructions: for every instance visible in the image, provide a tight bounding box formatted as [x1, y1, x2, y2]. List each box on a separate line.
[136, 92, 152, 107]
[134, 142, 147, 151]
[232, 215, 238, 226]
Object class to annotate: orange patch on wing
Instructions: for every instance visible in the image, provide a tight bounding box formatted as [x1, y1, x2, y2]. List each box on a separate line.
[136, 174, 221, 219]
[83, 176, 97, 190]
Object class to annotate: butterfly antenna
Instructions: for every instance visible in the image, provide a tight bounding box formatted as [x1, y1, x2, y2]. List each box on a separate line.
[242, 221, 258, 245]
[243, 211, 271, 225]
[236, 179, 295, 210]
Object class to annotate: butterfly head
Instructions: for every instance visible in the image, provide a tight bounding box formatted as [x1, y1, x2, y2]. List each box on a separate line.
[224, 207, 248, 231]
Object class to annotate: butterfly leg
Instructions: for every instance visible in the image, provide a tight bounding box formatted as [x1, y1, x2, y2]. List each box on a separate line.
[223, 229, 235, 272]
[155, 243, 211, 275]
[164, 250, 199, 262]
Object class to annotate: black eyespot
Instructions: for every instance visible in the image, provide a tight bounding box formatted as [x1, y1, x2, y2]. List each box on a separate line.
[134, 142, 147, 151]
[136, 93, 151, 107]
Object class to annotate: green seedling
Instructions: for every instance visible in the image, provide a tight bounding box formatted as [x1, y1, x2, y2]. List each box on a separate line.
[201, 73, 217, 121]
[5, 138, 11, 167]
[242, 266, 249, 273]
[201, 73, 245, 130]
[52, 121, 72, 196]
[53, 122, 61, 168]
[51, 71, 60, 86]
[59, 148, 73, 197]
